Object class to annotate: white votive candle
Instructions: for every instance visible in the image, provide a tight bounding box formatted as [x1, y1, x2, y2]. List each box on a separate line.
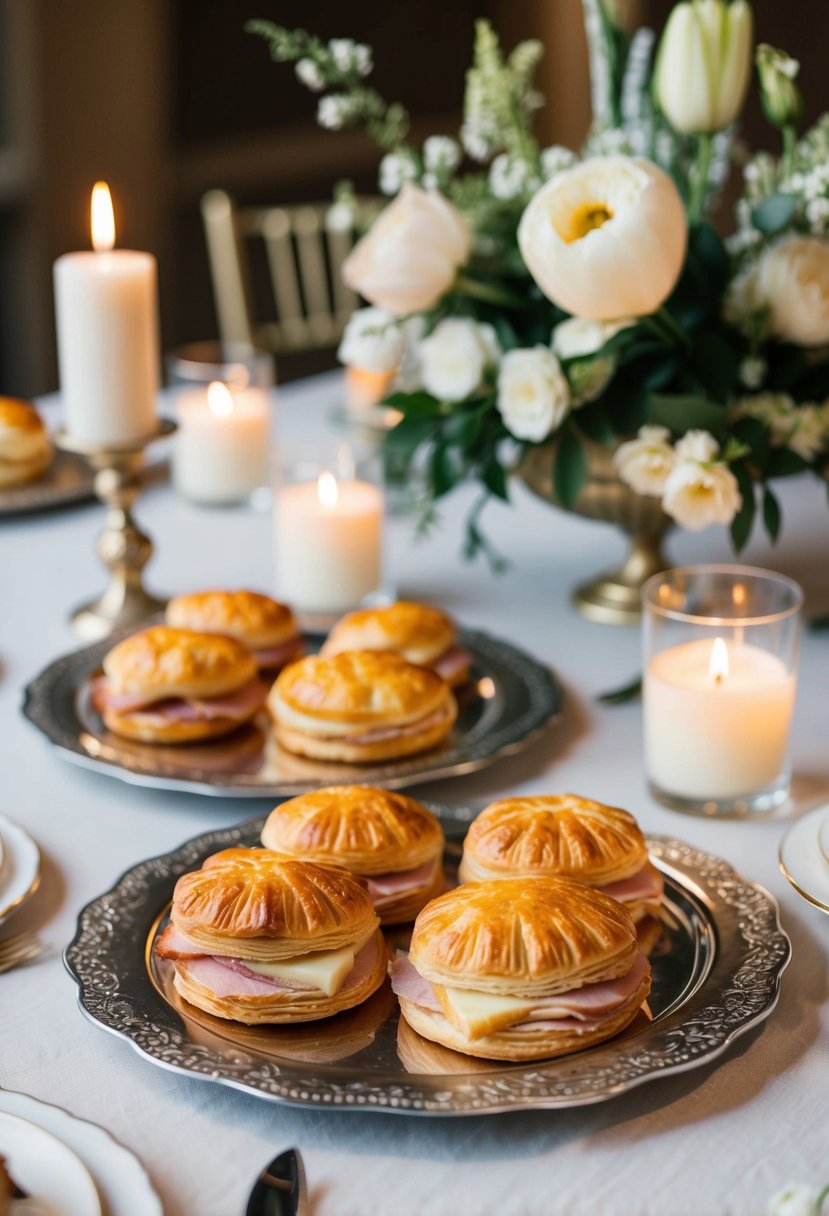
[344, 365, 396, 419]
[644, 637, 796, 801]
[275, 471, 383, 613]
[54, 182, 159, 445]
[173, 381, 269, 505]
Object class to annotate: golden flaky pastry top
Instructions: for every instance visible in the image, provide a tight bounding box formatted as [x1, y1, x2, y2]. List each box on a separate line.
[409, 877, 638, 998]
[171, 848, 379, 958]
[270, 650, 453, 731]
[103, 626, 257, 702]
[460, 794, 648, 886]
[261, 786, 444, 874]
[0, 397, 51, 462]
[321, 602, 455, 665]
[166, 589, 298, 649]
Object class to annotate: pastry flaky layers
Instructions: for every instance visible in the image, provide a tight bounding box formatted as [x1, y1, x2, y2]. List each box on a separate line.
[391, 877, 651, 1061]
[0, 397, 53, 488]
[269, 650, 457, 763]
[155, 848, 386, 1024]
[261, 786, 445, 925]
[321, 601, 472, 687]
[166, 589, 302, 672]
[90, 625, 268, 743]
[459, 794, 665, 924]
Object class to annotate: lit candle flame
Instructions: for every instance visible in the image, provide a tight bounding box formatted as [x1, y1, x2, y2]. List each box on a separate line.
[709, 637, 730, 685]
[207, 381, 234, 418]
[318, 471, 339, 508]
[91, 182, 115, 252]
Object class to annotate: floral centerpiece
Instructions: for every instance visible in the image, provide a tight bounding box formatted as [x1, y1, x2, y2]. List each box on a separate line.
[248, 3, 829, 585]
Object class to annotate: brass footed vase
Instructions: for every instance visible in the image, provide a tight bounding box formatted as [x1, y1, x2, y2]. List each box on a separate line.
[520, 437, 671, 626]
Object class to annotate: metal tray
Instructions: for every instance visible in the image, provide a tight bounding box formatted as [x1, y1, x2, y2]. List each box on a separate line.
[23, 629, 561, 797]
[64, 807, 791, 1115]
[0, 451, 94, 516]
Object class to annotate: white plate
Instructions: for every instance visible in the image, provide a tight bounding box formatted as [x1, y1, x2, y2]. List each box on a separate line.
[0, 1110, 100, 1214]
[0, 1093, 162, 1216]
[779, 804, 829, 914]
[819, 813, 829, 867]
[0, 815, 40, 925]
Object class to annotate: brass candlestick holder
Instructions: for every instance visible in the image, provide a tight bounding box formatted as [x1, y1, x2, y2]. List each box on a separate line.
[55, 419, 176, 640]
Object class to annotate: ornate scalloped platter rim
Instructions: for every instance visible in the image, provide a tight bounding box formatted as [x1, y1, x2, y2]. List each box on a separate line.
[22, 627, 562, 797]
[63, 811, 791, 1116]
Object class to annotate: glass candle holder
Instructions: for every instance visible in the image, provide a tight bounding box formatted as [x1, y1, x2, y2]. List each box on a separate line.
[273, 445, 390, 629]
[642, 564, 802, 818]
[166, 342, 274, 507]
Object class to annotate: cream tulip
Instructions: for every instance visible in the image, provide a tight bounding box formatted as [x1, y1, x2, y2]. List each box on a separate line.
[342, 183, 471, 316]
[654, 0, 754, 135]
[518, 156, 687, 320]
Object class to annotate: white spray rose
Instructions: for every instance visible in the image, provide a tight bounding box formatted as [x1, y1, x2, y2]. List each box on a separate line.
[662, 431, 742, 530]
[753, 236, 829, 347]
[496, 347, 571, 442]
[552, 316, 633, 404]
[418, 318, 499, 402]
[518, 156, 687, 320]
[614, 426, 676, 497]
[337, 307, 403, 373]
[788, 405, 828, 460]
[342, 183, 471, 316]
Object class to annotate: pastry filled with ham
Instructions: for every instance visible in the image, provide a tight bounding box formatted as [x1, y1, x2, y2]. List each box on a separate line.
[268, 650, 457, 763]
[166, 589, 302, 673]
[261, 785, 445, 925]
[391, 877, 651, 1061]
[321, 601, 472, 687]
[458, 793, 665, 924]
[155, 848, 386, 1024]
[90, 625, 268, 744]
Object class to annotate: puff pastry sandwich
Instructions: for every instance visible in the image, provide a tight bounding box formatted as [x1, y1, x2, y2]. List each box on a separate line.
[0, 397, 53, 487]
[155, 848, 386, 1024]
[268, 650, 457, 762]
[166, 589, 302, 672]
[458, 794, 664, 924]
[321, 601, 472, 687]
[261, 786, 445, 924]
[391, 877, 651, 1061]
[90, 625, 268, 743]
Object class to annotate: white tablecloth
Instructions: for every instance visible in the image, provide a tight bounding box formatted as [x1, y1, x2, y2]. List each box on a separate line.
[2, 372, 828, 1216]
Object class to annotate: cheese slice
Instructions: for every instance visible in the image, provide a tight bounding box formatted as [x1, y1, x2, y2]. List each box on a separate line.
[244, 932, 375, 998]
[434, 984, 535, 1040]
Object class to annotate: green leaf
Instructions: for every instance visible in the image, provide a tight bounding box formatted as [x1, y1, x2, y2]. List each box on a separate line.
[688, 221, 729, 296]
[649, 393, 727, 434]
[553, 425, 588, 510]
[384, 413, 436, 457]
[444, 409, 483, 450]
[493, 316, 520, 352]
[767, 448, 809, 478]
[610, 384, 650, 434]
[430, 443, 456, 498]
[731, 415, 771, 472]
[382, 390, 442, 417]
[597, 675, 642, 705]
[483, 458, 509, 501]
[762, 485, 781, 542]
[751, 193, 798, 236]
[576, 404, 616, 446]
[730, 463, 757, 551]
[692, 331, 739, 400]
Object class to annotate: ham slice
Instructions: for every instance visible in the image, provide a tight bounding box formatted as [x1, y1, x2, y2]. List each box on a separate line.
[366, 857, 440, 908]
[92, 675, 267, 725]
[601, 864, 664, 905]
[251, 637, 303, 669]
[431, 646, 472, 684]
[336, 704, 453, 747]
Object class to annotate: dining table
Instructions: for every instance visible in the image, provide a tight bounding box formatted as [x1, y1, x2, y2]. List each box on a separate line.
[2, 368, 828, 1216]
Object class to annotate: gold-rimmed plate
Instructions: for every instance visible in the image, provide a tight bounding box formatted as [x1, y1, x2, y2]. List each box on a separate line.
[779, 804, 829, 914]
[0, 813, 41, 926]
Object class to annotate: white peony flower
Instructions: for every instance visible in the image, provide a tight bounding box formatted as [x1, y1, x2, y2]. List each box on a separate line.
[418, 318, 499, 402]
[337, 307, 404, 374]
[662, 434, 742, 531]
[754, 236, 829, 347]
[423, 136, 461, 175]
[295, 58, 325, 91]
[789, 405, 828, 461]
[614, 426, 676, 497]
[496, 346, 571, 442]
[768, 1184, 825, 1216]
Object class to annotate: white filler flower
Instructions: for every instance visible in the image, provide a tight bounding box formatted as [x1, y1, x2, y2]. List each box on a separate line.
[418, 318, 499, 402]
[496, 346, 571, 442]
[614, 425, 676, 496]
[337, 307, 404, 373]
[662, 430, 741, 530]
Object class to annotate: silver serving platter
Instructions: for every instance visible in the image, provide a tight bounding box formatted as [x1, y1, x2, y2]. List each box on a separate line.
[64, 807, 791, 1116]
[0, 451, 95, 516]
[22, 629, 561, 797]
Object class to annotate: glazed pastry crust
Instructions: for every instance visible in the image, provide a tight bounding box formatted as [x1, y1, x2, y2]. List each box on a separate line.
[173, 928, 387, 1025]
[0, 397, 52, 485]
[103, 626, 257, 701]
[409, 877, 638, 998]
[101, 706, 257, 744]
[321, 602, 455, 666]
[272, 695, 456, 763]
[261, 786, 444, 874]
[459, 794, 649, 887]
[171, 849, 379, 958]
[166, 590, 299, 649]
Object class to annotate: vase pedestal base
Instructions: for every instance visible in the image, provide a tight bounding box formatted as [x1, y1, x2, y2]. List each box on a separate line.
[572, 534, 669, 626]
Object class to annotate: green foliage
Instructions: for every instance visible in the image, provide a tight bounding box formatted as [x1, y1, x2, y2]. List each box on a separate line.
[730, 463, 757, 551]
[553, 425, 589, 509]
[751, 193, 798, 236]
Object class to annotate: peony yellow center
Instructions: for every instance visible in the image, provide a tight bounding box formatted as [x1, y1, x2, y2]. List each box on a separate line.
[558, 202, 614, 244]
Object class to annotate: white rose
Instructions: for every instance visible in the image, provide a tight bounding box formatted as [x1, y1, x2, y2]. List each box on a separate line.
[674, 428, 720, 463]
[754, 236, 829, 347]
[337, 307, 403, 373]
[496, 347, 571, 442]
[518, 156, 687, 320]
[614, 426, 676, 497]
[662, 438, 742, 531]
[418, 318, 499, 402]
[788, 405, 828, 461]
[768, 1184, 824, 1216]
[342, 183, 471, 316]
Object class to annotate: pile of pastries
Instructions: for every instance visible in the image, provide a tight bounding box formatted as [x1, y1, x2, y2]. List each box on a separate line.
[155, 787, 666, 1064]
[90, 591, 470, 763]
[0, 398, 53, 488]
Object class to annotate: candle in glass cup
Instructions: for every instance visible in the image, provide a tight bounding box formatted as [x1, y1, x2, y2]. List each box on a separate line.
[173, 381, 269, 505]
[344, 365, 396, 419]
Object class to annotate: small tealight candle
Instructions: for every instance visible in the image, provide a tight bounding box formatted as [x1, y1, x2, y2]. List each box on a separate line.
[173, 380, 269, 505]
[274, 468, 383, 614]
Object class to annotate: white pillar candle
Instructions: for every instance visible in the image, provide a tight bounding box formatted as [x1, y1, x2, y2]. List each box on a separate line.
[54, 182, 159, 446]
[644, 637, 796, 800]
[275, 472, 383, 613]
[173, 381, 270, 505]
